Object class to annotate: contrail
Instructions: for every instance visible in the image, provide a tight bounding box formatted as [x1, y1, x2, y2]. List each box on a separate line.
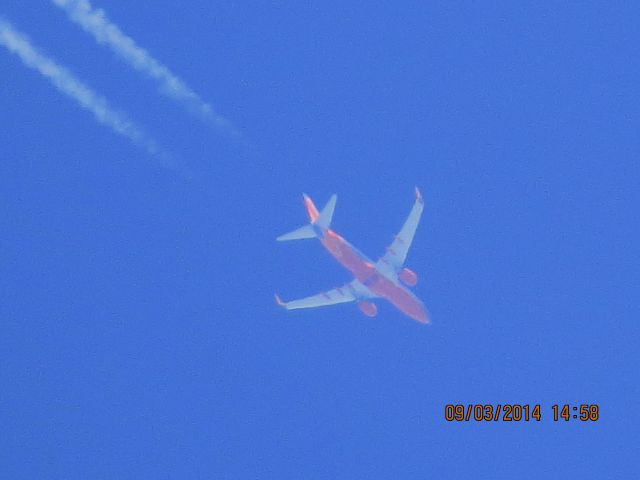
[52, 0, 238, 137]
[0, 17, 183, 173]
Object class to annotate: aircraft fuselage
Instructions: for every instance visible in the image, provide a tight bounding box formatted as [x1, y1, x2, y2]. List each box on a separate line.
[319, 228, 428, 323]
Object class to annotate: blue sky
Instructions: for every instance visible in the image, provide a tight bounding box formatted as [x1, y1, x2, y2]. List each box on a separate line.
[1, 1, 638, 478]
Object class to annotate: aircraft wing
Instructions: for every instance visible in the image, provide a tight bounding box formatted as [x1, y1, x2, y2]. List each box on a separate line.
[275, 279, 375, 311]
[377, 187, 424, 274]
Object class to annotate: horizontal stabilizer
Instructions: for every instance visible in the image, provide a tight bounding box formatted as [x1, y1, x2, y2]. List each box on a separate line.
[276, 224, 316, 241]
[316, 194, 337, 229]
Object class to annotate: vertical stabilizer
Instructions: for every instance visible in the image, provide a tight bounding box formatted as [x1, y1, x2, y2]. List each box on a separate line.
[276, 193, 337, 241]
[303, 194, 319, 223]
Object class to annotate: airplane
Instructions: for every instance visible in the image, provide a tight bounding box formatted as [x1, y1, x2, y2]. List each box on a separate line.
[275, 188, 429, 324]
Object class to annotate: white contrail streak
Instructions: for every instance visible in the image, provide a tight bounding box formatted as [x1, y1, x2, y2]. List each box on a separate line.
[52, 0, 238, 136]
[0, 18, 183, 172]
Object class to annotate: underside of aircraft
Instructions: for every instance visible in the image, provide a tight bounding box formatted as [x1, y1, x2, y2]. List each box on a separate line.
[275, 188, 429, 324]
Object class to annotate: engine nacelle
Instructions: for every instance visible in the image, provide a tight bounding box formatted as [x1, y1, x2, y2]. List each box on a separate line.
[399, 267, 418, 287]
[357, 301, 378, 317]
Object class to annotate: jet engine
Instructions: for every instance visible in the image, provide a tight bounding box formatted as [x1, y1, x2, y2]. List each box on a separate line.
[399, 267, 418, 287]
[357, 301, 378, 317]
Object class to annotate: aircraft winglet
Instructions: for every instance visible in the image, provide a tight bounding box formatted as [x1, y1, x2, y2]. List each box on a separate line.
[274, 294, 287, 307]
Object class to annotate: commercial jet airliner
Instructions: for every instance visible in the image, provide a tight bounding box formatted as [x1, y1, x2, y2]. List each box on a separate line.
[275, 188, 429, 324]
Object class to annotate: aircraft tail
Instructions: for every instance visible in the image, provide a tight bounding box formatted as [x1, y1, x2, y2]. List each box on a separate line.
[276, 224, 316, 241]
[316, 194, 336, 229]
[276, 194, 337, 241]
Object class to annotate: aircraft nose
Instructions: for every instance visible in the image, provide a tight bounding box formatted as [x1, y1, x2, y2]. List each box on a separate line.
[413, 307, 430, 324]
